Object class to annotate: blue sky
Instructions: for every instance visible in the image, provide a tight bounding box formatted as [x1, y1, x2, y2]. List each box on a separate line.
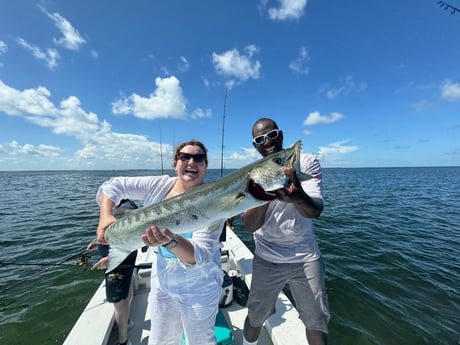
[1, 0, 459, 171]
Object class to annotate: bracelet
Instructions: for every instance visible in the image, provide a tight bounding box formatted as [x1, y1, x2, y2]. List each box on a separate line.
[162, 234, 179, 250]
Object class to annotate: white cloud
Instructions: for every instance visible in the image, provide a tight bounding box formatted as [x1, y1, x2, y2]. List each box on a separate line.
[303, 111, 344, 126]
[39, 5, 86, 51]
[191, 108, 212, 119]
[0, 41, 7, 55]
[178, 56, 190, 72]
[264, 0, 307, 21]
[412, 99, 432, 112]
[320, 75, 367, 99]
[318, 140, 359, 162]
[17, 38, 60, 69]
[8, 141, 61, 157]
[90, 50, 98, 59]
[212, 45, 261, 86]
[111, 76, 189, 120]
[0, 80, 57, 115]
[441, 80, 460, 101]
[289, 46, 310, 75]
[0, 80, 172, 169]
[227, 147, 260, 165]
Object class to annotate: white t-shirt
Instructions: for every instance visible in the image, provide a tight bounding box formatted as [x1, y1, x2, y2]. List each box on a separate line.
[96, 175, 224, 315]
[252, 153, 324, 263]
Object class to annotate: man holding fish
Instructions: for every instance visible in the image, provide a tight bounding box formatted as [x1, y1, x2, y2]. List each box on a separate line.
[242, 118, 330, 345]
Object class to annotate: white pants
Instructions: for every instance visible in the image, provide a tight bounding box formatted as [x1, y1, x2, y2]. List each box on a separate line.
[148, 257, 222, 345]
[148, 285, 218, 345]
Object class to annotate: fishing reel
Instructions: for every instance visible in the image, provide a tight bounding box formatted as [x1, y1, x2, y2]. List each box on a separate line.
[75, 254, 91, 270]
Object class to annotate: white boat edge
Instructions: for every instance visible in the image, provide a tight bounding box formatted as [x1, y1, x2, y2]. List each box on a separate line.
[63, 226, 307, 345]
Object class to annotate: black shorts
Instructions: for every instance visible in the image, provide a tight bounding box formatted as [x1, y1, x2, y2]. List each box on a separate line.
[99, 245, 137, 303]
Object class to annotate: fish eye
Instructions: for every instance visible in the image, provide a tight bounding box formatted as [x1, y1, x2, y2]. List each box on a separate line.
[273, 157, 282, 165]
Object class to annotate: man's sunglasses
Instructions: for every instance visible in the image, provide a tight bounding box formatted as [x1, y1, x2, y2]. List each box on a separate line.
[178, 152, 207, 163]
[252, 129, 280, 145]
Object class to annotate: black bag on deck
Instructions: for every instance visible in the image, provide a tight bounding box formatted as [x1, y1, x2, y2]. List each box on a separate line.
[232, 275, 249, 307]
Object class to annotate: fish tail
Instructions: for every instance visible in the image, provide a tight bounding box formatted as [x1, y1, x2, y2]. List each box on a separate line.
[106, 246, 133, 273]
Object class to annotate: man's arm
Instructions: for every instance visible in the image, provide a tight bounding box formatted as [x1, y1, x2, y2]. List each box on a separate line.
[242, 203, 270, 232]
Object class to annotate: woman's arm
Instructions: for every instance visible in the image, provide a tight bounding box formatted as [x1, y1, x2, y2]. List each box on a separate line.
[96, 192, 117, 244]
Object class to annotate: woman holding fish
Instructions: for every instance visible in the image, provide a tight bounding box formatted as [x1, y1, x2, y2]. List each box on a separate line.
[95, 139, 224, 345]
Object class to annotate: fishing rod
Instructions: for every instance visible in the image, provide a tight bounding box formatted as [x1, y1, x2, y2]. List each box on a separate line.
[0, 261, 78, 267]
[220, 87, 228, 177]
[0, 248, 91, 294]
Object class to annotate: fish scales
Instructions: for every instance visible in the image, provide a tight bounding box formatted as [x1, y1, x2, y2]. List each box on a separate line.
[104, 141, 311, 272]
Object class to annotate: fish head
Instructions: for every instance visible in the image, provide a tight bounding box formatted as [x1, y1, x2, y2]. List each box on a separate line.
[247, 140, 303, 200]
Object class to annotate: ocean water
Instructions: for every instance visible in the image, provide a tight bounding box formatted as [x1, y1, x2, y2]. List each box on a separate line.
[0, 167, 459, 345]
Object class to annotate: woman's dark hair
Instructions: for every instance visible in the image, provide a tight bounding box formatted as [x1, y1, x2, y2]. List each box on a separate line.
[173, 139, 208, 167]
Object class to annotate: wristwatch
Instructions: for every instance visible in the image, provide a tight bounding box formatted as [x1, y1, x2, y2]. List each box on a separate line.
[162, 234, 179, 250]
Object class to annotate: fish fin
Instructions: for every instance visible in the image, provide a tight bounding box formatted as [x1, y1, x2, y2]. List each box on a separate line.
[112, 207, 135, 218]
[207, 221, 225, 233]
[218, 192, 247, 211]
[106, 246, 132, 273]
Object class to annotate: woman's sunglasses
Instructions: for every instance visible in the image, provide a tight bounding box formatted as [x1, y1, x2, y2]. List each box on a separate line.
[178, 152, 207, 163]
[252, 129, 280, 145]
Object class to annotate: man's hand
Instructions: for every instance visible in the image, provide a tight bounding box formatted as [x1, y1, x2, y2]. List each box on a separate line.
[274, 167, 304, 203]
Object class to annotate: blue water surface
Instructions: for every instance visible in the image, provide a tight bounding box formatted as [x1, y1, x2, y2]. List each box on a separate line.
[0, 167, 459, 345]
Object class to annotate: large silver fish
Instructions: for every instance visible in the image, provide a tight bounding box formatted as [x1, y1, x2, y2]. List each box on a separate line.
[104, 140, 311, 272]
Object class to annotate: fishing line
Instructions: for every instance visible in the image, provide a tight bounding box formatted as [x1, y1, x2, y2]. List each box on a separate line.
[0, 248, 91, 294]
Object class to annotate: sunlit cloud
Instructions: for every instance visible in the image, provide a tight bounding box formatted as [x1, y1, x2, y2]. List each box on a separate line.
[178, 56, 190, 72]
[262, 0, 308, 21]
[39, 5, 87, 51]
[0, 41, 7, 55]
[303, 111, 344, 126]
[111, 76, 192, 120]
[320, 75, 367, 99]
[0, 80, 172, 169]
[8, 141, 61, 157]
[191, 108, 212, 119]
[90, 50, 98, 59]
[212, 45, 261, 88]
[412, 99, 432, 112]
[441, 80, 460, 101]
[0, 80, 57, 115]
[16, 38, 60, 70]
[318, 140, 359, 162]
[289, 46, 310, 75]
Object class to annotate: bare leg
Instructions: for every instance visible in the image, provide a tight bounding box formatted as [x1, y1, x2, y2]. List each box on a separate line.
[114, 285, 133, 344]
[306, 328, 328, 345]
[243, 316, 262, 342]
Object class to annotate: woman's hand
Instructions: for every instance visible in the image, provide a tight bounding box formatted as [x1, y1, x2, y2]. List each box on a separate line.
[141, 225, 174, 247]
[91, 256, 109, 270]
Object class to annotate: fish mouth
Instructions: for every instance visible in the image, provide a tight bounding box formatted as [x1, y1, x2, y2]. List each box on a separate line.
[247, 179, 277, 201]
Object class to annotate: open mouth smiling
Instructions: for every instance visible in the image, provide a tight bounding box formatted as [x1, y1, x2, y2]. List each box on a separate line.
[185, 168, 198, 174]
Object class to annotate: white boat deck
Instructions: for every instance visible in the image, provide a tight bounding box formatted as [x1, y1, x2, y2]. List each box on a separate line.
[63, 227, 306, 345]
